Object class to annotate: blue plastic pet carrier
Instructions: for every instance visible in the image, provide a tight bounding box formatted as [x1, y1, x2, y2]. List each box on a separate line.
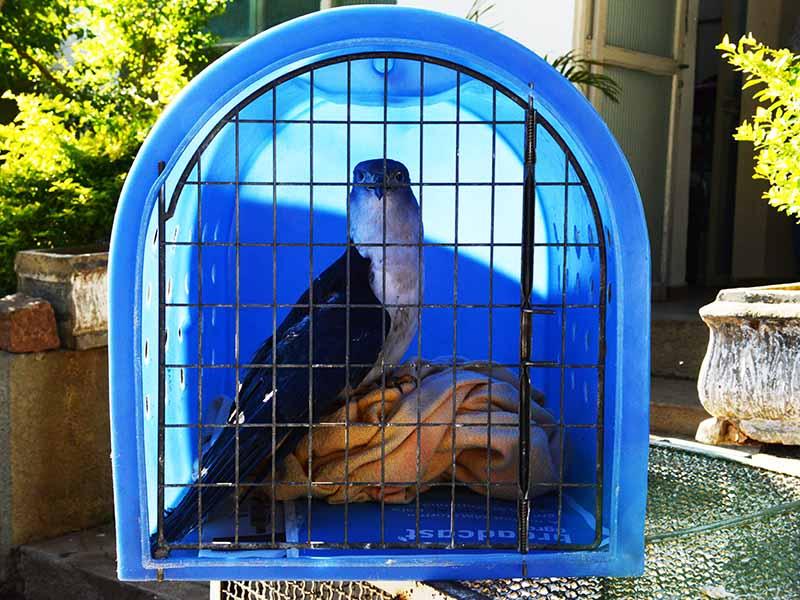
[108, 6, 650, 581]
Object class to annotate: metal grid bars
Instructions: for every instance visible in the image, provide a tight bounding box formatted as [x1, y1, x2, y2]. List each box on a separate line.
[153, 52, 607, 557]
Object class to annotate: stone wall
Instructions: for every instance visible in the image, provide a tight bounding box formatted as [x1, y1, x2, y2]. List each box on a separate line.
[0, 347, 111, 581]
[0, 249, 111, 584]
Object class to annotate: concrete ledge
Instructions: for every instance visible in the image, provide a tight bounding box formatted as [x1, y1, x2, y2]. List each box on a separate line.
[0, 346, 112, 575]
[651, 317, 708, 380]
[15, 248, 108, 350]
[650, 376, 709, 438]
[17, 524, 208, 600]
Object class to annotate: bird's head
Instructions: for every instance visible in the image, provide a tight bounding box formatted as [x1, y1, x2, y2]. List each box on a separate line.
[349, 158, 421, 248]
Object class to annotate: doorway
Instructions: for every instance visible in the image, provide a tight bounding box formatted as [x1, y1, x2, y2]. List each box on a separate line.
[684, 0, 747, 286]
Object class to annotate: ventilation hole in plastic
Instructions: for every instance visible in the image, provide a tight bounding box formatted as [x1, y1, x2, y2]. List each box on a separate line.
[164, 328, 169, 352]
[172, 225, 180, 241]
[145, 282, 152, 306]
[177, 326, 183, 342]
[144, 394, 151, 419]
[184, 273, 190, 296]
[143, 339, 150, 364]
[166, 276, 173, 301]
[152, 227, 158, 246]
[372, 57, 395, 73]
[179, 368, 186, 390]
[211, 263, 217, 285]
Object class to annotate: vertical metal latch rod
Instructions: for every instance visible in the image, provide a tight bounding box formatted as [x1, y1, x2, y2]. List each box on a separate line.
[517, 86, 536, 555]
[155, 160, 168, 559]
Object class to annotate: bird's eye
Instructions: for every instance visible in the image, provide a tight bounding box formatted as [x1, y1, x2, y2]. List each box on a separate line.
[355, 171, 364, 183]
[394, 170, 404, 182]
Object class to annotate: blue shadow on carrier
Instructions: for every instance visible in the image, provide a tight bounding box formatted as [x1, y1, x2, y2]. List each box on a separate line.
[109, 6, 649, 581]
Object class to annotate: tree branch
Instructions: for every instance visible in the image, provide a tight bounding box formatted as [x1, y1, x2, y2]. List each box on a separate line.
[4, 35, 72, 98]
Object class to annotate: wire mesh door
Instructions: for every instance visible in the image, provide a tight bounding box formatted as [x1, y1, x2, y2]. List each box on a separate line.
[150, 52, 607, 558]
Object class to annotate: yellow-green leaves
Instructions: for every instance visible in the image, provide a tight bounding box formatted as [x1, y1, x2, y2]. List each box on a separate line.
[0, 0, 229, 291]
[719, 34, 800, 218]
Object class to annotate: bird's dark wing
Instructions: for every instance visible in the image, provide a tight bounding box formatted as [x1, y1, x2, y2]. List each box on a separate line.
[155, 245, 389, 551]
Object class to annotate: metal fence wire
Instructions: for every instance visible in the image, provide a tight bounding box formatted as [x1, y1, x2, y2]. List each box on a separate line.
[217, 581, 395, 600]
[154, 52, 608, 556]
[213, 444, 800, 599]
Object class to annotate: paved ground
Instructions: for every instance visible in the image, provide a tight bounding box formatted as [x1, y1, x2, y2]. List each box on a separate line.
[7, 289, 797, 600]
[13, 523, 208, 600]
[10, 432, 800, 600]
[650, 376, 708, 437]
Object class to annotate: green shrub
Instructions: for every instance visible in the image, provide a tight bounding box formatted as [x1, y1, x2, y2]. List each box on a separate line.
[0, 0, 228, 292]
[718, 34, 800, 219]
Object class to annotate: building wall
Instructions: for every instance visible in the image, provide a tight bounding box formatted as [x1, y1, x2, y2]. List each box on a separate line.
[730, 0, 800, 282]
[0, 347, 112, 582]
[397, 0, 577, 59]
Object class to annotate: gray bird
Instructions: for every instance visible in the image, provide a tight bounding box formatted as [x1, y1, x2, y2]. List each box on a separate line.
[154, 158, 422, 553]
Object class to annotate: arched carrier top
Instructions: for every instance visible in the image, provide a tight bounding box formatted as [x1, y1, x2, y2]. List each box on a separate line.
[167, 52, 533, 217]
[165, 52, 599, 215]
[154, 50, 607, 552]
[109, 6, 649, 582]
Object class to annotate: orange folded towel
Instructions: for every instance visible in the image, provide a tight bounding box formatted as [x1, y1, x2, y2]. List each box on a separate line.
[269, 361, 561, 504]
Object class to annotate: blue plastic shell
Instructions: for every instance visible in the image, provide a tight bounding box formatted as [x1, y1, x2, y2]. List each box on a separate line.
[109, 6, 649, 581]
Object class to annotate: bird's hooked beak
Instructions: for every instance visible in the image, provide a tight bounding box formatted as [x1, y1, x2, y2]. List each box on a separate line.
[354, 159, 411, 201]
[357, 170, 384, 200]
[349, 159, 419, 250]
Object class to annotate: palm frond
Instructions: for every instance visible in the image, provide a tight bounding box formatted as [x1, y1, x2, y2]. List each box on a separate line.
[465, 0, 495, 23]
[546, 50, 622, 104]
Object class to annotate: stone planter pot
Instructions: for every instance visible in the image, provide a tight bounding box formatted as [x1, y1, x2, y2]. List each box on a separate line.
[14, 246, 108, 350]
[696, 283, 800, 445]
